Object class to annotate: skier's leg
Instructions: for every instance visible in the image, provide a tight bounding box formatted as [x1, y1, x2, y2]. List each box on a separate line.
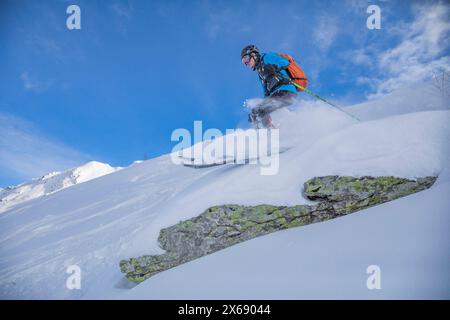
[264, 91, 297, 113]
[258, 92, 297, 128]
[248, 104, 266, 127]
[248, 108, 262, 127]
[257, 92, 296, 117]
[261, 114, 276, 128]
[249, 92, 296, 128]
[248, 112, 256, 123]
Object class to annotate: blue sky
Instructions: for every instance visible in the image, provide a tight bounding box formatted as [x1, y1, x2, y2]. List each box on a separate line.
[0, 0, 449, 187]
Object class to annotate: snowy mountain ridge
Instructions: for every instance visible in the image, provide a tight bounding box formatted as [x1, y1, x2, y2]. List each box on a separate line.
[0, 161, 122, 213]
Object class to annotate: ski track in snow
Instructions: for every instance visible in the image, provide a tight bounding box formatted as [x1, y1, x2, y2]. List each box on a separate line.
[0, 85, 449, 299]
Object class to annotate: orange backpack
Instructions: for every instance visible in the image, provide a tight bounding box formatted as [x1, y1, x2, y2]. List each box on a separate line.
[278, 53, 308, 92]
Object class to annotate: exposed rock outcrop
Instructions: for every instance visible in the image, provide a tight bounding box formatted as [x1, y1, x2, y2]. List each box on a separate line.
[120, 175, 436, 283]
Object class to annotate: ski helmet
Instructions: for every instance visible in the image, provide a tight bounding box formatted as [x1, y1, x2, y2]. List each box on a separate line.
[241, 45, 260, 59]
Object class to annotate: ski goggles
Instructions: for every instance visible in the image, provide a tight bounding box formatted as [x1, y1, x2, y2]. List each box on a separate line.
[241, 54, 252, 65]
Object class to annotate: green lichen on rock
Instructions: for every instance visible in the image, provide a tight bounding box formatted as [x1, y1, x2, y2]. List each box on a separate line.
[303, 175, 437, 215]
[120, 175, 436, 283]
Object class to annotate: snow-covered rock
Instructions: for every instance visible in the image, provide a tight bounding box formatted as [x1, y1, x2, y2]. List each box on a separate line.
[120, 175, 437, 283]
[0, 161, 122, 213]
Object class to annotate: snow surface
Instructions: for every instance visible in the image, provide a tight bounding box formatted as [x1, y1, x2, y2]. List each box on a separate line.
[0, 85, 449, 299]
[121, 178, 450, 300]
[347, 83, 448, 121]
[0, 161, 121, 213]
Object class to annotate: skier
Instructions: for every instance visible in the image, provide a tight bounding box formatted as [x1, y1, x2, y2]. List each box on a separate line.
[241, 44, 308, 128]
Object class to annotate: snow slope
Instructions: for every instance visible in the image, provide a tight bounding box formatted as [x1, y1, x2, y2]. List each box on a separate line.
[0, 86, 449, 299]
[0, 161, 121, 213]
[121, 177, 450, 300]
[347, 83, 448, 121]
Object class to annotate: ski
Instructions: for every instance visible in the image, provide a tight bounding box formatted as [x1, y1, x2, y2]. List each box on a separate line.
[179, 147, 291, 169]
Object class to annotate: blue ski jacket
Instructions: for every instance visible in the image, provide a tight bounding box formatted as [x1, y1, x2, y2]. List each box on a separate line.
[256, 52, 297, 96]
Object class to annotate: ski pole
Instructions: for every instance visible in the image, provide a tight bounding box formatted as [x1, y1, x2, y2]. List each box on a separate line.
[290, 81, 360, 122]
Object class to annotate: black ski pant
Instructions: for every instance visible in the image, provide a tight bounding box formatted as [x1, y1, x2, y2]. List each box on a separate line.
[249, 91, 297, 127]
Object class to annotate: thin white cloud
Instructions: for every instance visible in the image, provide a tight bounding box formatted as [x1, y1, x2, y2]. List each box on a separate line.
[352, 48, 373, 66]
[307, 13, 340, 82]
[364, 2, 450, 98]
[344, 0, 371, 13]
[313, 14, 339, 53]
[110, 1, 134, 34]
[111, 2, 133, 19]
[205, 7, 241, 39]
[0, 113, 92, 186]
[374, 56, 450, 97]
[20, 72, 52, 92]
[27, 35, 63, 61]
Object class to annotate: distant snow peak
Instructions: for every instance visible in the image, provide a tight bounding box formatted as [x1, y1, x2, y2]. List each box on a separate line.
[68, 161, 120, 184]
[0, 160, 121, 213]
